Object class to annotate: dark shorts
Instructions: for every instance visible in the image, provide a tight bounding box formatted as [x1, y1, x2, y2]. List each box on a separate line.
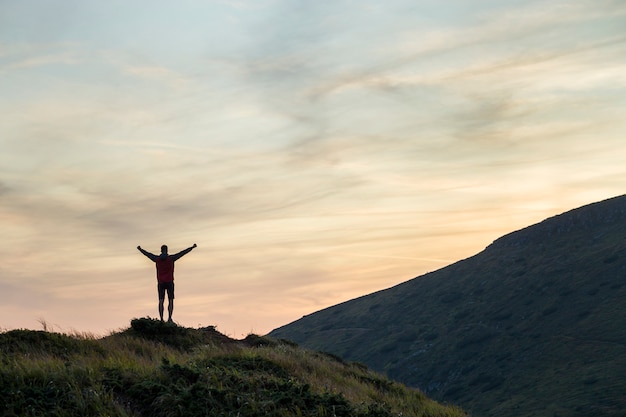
[157, 282, 175, 300]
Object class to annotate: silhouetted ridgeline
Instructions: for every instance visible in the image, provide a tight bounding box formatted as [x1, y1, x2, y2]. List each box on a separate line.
[492, 194, 626, 248]
[270, 195, 626, 417]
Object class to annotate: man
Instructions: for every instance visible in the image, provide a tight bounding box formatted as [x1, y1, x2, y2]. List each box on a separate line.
[137, 243, 197, 322]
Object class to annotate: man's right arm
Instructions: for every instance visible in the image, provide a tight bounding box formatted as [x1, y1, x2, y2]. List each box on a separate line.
[137, 246, 157, 262]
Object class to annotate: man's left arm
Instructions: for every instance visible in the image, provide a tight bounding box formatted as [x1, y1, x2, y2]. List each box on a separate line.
[171, 243, 197, 261]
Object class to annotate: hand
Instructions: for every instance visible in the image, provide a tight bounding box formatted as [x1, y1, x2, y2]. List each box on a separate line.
[192, 243, 197, 248]
[137, 246, 141, 250]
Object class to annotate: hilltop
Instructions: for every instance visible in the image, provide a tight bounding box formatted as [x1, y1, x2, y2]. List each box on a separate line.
[270, 195, 626, 417]
[0, 318, 466, 417]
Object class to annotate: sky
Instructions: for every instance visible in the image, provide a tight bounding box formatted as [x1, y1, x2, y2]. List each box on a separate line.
[1, 0, 625, 337]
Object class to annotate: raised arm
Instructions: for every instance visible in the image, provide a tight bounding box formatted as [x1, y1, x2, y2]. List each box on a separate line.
[170, 243, 197, 261]
[137, 246, 158, 262]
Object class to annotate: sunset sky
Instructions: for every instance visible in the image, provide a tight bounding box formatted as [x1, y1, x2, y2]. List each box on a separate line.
[1, 0, 625, 336]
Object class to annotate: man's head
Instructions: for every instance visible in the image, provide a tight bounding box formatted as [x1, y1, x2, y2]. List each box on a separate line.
[161, 245, 168, 255]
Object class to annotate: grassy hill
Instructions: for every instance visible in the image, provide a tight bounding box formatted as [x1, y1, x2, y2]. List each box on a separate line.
[0, 318, 466, 417]
[270, 195, 626, 417]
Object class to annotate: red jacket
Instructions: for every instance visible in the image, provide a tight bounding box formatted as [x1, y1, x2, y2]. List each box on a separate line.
[155, 256, 176, 283]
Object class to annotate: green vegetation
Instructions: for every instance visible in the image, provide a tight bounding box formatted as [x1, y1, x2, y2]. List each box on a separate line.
[271, 194, 626, 417]
[0, 318, 466, 417]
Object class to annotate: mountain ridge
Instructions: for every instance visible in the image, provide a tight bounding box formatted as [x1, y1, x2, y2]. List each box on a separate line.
[491, 194, 626, 249]
[270, 194, 626, 417]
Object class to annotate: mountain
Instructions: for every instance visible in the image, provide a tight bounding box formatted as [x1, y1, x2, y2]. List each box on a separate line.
[0, 318, 466, 417]
[270, 195, 626, 417]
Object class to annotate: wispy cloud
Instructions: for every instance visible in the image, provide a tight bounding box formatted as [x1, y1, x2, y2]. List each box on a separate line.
[0, 0, 625, 334]
[123, 65, 190, 88]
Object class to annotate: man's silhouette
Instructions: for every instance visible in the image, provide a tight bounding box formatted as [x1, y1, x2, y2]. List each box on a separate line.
[137, 243, 197, 322]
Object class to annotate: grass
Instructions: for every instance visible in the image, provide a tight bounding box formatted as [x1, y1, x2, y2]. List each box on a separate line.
[0, 318, 467, 417]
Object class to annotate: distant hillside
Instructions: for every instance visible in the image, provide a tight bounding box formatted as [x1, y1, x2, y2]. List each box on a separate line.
[270, 195, 626, 417]
[0, 318, 466, 417]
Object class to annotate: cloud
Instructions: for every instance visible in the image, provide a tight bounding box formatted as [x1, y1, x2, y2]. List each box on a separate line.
[0, 49, 79, 72]
[303, 0, 626, 99]
[0, 181, 11, 196]
[1, 0, 625, 335]
[123, 65, 190, 89]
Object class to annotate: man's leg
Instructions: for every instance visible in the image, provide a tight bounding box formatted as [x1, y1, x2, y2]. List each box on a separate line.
[158, 298, 165, 321]
[167, 298, 174, 322]
[166, 282, 175, 322]
[157, 283, 166, 321]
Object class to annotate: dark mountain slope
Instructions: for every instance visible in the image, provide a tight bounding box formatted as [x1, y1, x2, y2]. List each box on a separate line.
[270, 194, 626, 417]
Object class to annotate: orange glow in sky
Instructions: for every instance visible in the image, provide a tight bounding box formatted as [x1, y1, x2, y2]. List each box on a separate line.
[1, 1, 625, 336]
